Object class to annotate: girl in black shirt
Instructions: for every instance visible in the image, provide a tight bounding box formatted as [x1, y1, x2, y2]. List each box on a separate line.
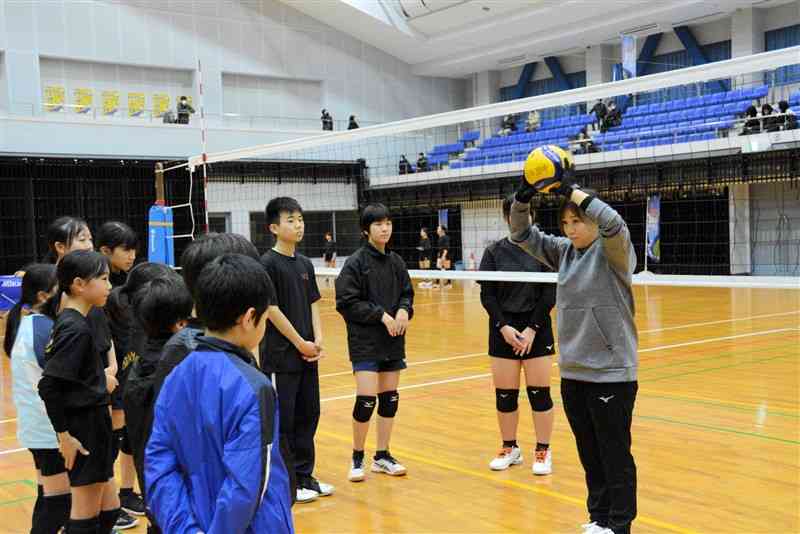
[479, 196, 556, 476]
[39, 250, 121, 534]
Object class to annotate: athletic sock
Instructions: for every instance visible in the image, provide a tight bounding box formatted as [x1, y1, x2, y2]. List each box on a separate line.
[536, 442, 550, 451]
[503, 440, 518, 449]
[98, 508, 121, 534]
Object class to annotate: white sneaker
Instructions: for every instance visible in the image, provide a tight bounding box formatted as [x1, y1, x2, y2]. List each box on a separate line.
[305, 476, 335, 496]
[581, 522, 613, 534]
[532, 448, 552, 475]
[296, 487, 319, 503]
[316, 480, 335, 496]
[349, 457, 365, 482]
[418, 281, 432, 289]
[371, 453, 407, 476]
[489, 446, 523, 471]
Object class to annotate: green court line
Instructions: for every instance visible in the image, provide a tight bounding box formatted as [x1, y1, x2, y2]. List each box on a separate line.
[0, 495, 35, 506]
[635, 414, 800, 445]
[647, 353, 798, 383]
[0, 479, 34, 488]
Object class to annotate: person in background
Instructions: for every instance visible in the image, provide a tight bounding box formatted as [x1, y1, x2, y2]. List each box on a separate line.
[591, 100, 608, 130]
[348, 115, 360, 130]
[321, 109, 333, 131]
[526, 111, 541, 132]
[399, 155, 414, 175]
[741, 105, 760, 135]
[176, 96, 195, 125]
[778, 100, 797, 130]
[416, 153, 429, 172]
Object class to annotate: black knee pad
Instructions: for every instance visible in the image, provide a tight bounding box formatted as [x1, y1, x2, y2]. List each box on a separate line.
[114, 427, 133, 456]
[495, 388, 519, 413]
[352, 395, 377, 423]
[527, 386, 553, 412]
[377, 390, 399, 418]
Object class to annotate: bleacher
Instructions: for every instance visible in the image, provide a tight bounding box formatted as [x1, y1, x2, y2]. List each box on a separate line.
[450, 114, 594, 169]
[593, 85, 771, 151]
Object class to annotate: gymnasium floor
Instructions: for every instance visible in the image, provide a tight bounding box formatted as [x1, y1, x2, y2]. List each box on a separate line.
[0, 282, 798, 533]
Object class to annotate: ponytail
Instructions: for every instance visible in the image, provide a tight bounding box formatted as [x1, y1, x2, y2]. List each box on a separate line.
[3, 302, 23, 358]
[3, 264, 57, 357]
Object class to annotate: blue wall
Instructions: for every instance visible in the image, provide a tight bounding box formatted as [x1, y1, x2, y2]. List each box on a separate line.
[498, 71, 587, 119]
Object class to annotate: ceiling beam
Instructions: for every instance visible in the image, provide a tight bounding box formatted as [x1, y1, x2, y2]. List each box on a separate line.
[673, 25, 727, 92]
[544, 56, 573, 91]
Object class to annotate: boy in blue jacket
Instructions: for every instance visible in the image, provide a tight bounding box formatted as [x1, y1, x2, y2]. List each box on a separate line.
[145, 254, 294, 534]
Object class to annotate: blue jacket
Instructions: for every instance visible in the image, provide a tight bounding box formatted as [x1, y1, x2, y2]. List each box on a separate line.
[145, 336, 294, 534]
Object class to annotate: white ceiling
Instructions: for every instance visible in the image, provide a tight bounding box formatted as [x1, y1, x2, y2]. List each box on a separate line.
[279, 0, 798, 78]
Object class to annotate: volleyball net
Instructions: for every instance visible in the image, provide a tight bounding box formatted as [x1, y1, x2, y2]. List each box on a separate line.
[161, 47, 800, 290]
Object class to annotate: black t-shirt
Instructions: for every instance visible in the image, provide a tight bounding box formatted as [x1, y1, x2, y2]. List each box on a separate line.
[109, 270, 127, 289]
[438, 235, 451, 258]
[87, 306, 112, 367]
[418, 237, 432, 261]
[259, 249, 321, 373]
[323, 241, 337, 259]
[42, 308, 110, 410]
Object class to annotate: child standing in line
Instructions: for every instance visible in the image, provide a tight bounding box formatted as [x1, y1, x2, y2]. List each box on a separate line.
[259, 197, 333, 503]
[5, 264, 72, 534]
[510, 169, 639, 534]
[335, 203, 414, 482]
[39, 250, 121, 534]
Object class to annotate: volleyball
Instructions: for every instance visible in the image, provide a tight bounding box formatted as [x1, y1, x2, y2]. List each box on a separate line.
[522, 145, 574, 193]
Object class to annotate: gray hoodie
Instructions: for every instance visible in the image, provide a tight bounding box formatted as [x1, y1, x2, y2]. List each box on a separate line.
[509, 197, 638, 382]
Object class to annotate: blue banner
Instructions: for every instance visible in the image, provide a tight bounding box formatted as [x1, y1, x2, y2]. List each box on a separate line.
[622, 35, 637, 79]
[646, 194, 661, 263]
[0, 275, 22, 312]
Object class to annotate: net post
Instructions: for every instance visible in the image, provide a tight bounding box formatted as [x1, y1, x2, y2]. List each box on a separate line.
[155, 161, 166, 206]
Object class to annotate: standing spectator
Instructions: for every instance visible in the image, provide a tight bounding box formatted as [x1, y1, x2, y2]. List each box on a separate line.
[321, 109, 333, 131]
[778, 100, 797, 130]
[176, 96, 195, 125]
[434, 225, 452, 289]
[591, 100, 608, 130]
[416, 153, 428, 172]
[526, 111, 541, 132]
[741, 105, 760, 135]
[348, 115, 360, 130]
[762, 103, 781, 132]
[602, 102, 621, 133]
[398, 155, 413, 175]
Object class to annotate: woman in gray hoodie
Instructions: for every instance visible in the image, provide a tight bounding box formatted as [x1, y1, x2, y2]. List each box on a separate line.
[509, 165, 638, 534]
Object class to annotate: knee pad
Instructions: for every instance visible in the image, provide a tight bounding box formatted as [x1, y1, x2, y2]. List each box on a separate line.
[527, 386, 553, 412]
[114, 427, 133, 456]
[495, 388, 519, 413]
[352, 395, 377, 423]
[377, 390, 399, 418]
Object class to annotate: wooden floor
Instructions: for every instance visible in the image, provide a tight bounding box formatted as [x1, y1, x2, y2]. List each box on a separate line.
[0, 283, 798, 533]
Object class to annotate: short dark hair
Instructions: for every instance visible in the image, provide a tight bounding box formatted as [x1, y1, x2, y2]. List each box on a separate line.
[96, 221, 138, 252]
[180, 233, 260, 298]
[360, 203, 391, 233]
[265, 197, 303, 227]
[195, 254, 274, 332]
[558, 188, 600, 234]
[438, 224, 448, 233]
[106, 261, 174, 325]
[133, 274, 193, 337]
[44, 250, 109, 318]
[502, 194, 534, 221]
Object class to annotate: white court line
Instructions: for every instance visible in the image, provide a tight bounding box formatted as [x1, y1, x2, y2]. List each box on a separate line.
[1, 327, 796, 455]
[638, 310, 799, 334]
[0, 419, 17, 425]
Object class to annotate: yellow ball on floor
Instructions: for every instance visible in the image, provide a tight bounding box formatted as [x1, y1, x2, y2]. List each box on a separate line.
[523, 145, 574, 193]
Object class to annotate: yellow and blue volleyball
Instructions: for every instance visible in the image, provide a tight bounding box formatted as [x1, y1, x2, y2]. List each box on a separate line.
[523, 145, 573, 192]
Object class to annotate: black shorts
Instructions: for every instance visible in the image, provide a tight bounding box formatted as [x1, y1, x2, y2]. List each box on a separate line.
[29, 448, 67, 477]
[65, 406, 115, 487]
[489, 314, 555, 360]
[111, 388, 125, 410]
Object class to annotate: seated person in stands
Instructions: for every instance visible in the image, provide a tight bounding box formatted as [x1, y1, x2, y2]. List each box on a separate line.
[762, 103, 781, 132]
[417, 153, 429, 172]
[399, 155, 413, 175]
[525, 111, 541, 132]
[602, 102, 621, 133]
[498, 115, 517, 136]
[741, 105, 760, 135]
[177, 96, 195, 125]
[778, 101, 797, 130]
[572, 130, 596, 155]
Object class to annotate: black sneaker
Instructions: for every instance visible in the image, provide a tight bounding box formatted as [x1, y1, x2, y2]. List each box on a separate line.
[115, 509, 139, 530]
[119, 489, 146, 516]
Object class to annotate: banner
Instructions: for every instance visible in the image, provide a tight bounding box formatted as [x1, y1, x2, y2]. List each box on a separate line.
[621, 34, 637, 79]
[0, 275, 22, 312]
[153, 93, 170, 118]
[102, 90, 119, 115]
[73, 87, 93, 114]
[128, 92, 145, 117]
[646, 194, 661, 263]
[44, 85, 65, 112]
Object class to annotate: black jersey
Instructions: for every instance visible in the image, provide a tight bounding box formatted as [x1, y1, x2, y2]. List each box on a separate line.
[109, 270, 127, 289]
[478, 238, 555, 331]
[323, 240, 337, 260]
[259, 249, 320, 374]
[418, 237, 432, 262]
[39, 308, 110, 431]
[87, 306, 112, 367]
[437, 234, 450, 258]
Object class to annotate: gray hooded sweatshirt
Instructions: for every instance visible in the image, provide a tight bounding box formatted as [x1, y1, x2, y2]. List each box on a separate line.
[509, 197, 638, 382]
